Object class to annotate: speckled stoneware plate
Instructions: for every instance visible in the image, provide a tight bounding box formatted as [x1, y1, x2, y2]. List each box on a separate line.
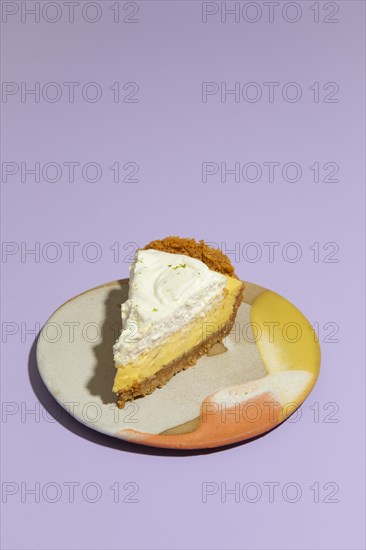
[36, 280, 320, 450]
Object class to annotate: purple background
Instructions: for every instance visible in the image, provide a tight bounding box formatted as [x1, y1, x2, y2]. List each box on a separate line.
[1, 1, 365, 549]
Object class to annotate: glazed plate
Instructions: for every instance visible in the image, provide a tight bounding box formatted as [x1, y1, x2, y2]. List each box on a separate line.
[37, 280, 320, 450]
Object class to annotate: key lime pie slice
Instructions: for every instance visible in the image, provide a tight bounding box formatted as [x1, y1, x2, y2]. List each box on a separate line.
[113, 237, 244, 408]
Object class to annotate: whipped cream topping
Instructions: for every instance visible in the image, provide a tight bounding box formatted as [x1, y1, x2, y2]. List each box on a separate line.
[113, 249, 227, 366]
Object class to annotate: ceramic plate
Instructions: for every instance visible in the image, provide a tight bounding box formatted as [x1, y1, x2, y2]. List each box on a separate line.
[36, 280, 320, 449]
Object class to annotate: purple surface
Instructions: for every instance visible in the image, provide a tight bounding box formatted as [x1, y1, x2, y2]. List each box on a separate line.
[1, 1, 365, 549]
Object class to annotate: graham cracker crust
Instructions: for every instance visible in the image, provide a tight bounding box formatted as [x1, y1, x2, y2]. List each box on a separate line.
[116, 283, 244, 408]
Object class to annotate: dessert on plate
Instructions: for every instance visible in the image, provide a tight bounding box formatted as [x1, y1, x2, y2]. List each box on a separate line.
[113, 236, 244, 408]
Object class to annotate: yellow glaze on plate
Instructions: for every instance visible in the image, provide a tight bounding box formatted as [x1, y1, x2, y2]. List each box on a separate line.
[250, 290, 320, 380]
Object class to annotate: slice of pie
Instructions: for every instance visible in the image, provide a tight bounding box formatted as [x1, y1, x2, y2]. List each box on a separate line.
[113, 237, 244, 408]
